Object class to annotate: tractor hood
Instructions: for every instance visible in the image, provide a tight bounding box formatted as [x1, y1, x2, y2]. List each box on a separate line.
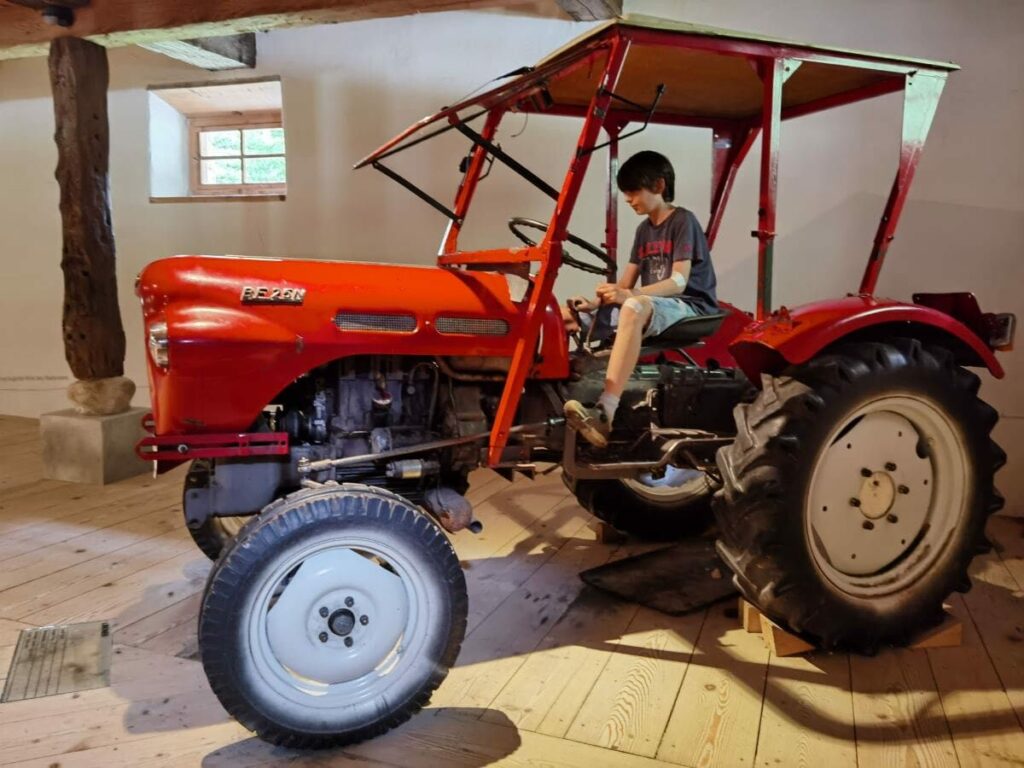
[136, 255, 567, 434]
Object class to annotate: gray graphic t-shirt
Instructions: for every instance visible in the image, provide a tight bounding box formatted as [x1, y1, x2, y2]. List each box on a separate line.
[629, 207, 717, 315]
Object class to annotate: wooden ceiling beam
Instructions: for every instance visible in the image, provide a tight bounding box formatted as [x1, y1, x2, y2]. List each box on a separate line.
[139, 33, 256, 71]
[0, 0, 560, 60]
[554, 0, 621, 21]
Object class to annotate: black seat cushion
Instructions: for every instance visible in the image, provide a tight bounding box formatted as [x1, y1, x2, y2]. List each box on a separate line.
[641, 312, 727, 351]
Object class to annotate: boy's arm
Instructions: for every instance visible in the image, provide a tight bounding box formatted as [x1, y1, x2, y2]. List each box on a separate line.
[617, 263, 640, 290]
[633, 260, 690, 298]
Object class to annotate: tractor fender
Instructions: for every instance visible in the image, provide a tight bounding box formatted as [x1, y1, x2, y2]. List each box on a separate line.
[729, 295, 1004, 382]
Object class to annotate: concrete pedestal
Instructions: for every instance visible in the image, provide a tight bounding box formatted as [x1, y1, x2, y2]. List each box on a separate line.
[40, 407, 150, 485]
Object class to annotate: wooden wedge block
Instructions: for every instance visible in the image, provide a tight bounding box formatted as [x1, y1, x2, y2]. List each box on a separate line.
[910, 612, 962, 649]
[590, 520, 627, 544]
[740, 598, 762, 633]
[759, 613, 814, 657]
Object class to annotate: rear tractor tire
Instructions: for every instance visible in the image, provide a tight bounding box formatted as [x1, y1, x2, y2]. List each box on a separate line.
[714, 339, 1005, 652]
[198, 484, 467, 748]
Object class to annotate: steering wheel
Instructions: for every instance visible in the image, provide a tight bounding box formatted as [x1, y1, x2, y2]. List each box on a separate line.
[508, 217, 615, 277]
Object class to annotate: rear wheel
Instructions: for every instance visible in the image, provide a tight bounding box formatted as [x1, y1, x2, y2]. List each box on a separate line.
[199, 484, 467, 748]
[574, 466, 715, 540]
[714, 340, 1004, 652]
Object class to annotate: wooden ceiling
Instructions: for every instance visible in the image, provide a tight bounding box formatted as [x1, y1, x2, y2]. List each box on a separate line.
[151, 78, 282, 116]
[0, 0, 619, 60]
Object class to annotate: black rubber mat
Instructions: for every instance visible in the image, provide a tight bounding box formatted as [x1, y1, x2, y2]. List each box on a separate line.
[580, 538, 738, 615]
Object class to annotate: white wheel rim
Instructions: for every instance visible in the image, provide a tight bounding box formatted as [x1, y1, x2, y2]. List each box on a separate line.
[242, 533, 434, 715]
[805, 394, 969, 597]
[623, 466, 713, 503]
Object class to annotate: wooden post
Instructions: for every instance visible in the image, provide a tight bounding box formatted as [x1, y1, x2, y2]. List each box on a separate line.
[48, 37, 128, 403]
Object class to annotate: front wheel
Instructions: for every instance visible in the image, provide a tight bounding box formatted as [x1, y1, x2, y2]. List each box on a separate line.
[198, 485, 468, 748]
[573, 466, 716, 540]
[714, 339, 1005, 652]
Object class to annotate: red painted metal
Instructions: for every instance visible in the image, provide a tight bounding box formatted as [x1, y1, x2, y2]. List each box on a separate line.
[441, 108, 503, 255]
[860, 72, 946, 294]
[137, 431, 290, 462]
[707, 126, 758, 249]
[604, 120, 623, 281]
[438, 247, 536, 266]
[137, 256, 569, 435]
[728, 296, 1005, 381]
[486, 36, 630, 466]
[754, 58, 783, 320]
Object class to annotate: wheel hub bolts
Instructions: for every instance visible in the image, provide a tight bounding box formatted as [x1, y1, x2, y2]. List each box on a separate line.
[319, 606, 329, 618]
[898, 485, 909, 495]
[860, 467, 872, 477]
[344, 637, 354, 648]
[850, 497, 861, 508]
[862, 520, 874, 530]
[360, 615, 369, 626]
[345, 596, 355, 607]
[885, 462, 897, 471]
[318, 632, 328, 643]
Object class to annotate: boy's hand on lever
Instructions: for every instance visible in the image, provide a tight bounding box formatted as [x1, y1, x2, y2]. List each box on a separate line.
[596, 283, 633, 306]
[569, 295, 599, 312]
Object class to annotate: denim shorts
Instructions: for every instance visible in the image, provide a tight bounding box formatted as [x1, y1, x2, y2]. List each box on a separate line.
[644, 296, 698, 338]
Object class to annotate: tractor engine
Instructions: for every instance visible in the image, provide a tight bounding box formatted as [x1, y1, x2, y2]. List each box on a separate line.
[184, 356, 491, 533]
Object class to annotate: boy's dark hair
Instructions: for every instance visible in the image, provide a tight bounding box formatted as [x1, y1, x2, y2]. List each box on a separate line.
[616, 150, 675, 203]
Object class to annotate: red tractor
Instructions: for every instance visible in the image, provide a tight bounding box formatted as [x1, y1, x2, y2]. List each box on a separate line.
[136, 17, 1013, 748]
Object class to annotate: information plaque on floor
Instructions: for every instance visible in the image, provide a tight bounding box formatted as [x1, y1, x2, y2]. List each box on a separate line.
[1, 621, 112, 703]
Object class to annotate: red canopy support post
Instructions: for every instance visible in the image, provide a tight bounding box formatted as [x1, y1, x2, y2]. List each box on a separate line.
[440, 108, 504, 256]
[707, 125, 758, 250]
[604, 119, 623, 281]
[486, 36, 630, 466]
[859, 72, 945, 295]
[754, 58, 784, 321]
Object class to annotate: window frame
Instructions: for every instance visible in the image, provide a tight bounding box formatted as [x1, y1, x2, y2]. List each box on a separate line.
[188, 110, 286, 197]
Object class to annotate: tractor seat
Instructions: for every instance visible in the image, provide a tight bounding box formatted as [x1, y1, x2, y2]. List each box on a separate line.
[640, 311, 727, 352]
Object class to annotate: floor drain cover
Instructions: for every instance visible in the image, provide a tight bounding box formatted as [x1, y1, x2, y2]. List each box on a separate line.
[1, 621, 112, 703]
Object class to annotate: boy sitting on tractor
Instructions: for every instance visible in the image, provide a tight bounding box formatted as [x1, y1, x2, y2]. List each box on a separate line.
[563, 150, 719, 447]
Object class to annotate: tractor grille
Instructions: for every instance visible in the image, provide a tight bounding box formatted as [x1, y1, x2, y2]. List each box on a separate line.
[335, 312, 416, 333]
[435, 317, 510, 336]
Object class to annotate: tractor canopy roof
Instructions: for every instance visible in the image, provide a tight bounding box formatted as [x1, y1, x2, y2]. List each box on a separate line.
[356, 14, 958, 167]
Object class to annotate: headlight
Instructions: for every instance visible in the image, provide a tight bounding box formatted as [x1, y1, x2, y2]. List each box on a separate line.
[148, 321, 169, 369]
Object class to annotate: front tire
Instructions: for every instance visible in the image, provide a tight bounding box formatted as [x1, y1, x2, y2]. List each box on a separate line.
[199, 485, 467, 748]
[714, 340, 1004, 652]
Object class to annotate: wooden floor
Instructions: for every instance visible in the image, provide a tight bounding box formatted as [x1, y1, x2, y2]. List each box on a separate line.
[1, 412, 1023, 767]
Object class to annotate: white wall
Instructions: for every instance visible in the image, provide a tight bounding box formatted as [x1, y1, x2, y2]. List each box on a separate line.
[0, 0, 1022, 502]
[147, 91, 189, 197]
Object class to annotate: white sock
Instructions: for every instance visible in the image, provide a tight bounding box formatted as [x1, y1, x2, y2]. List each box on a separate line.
[597, 392, 620, 424]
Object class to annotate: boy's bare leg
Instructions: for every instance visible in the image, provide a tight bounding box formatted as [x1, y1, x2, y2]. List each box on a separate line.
[564, 296, 652, 448]
[605, 296, 652, 397]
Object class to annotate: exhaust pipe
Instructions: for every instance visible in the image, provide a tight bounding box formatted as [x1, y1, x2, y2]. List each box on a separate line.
[423, 487, 482, 534]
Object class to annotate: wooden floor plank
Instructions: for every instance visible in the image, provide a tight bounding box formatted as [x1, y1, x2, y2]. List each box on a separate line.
[482, 584, 640, 736]
[656, 603, 770, 768]
[0, 503, 180, 593]
[432, 521, 614, 713]
[850, 647, 959, 767]
[927, 595, 1024, 767]
[753, 649, 857, 768]
[565, 605, 705, 758]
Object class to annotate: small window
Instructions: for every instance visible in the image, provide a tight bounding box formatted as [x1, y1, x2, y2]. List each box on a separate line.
[148, 78, 286, 201]
[190, 114, 287, 195]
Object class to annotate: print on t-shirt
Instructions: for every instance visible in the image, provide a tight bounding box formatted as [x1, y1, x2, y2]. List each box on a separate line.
[628, 207, 718, 315]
